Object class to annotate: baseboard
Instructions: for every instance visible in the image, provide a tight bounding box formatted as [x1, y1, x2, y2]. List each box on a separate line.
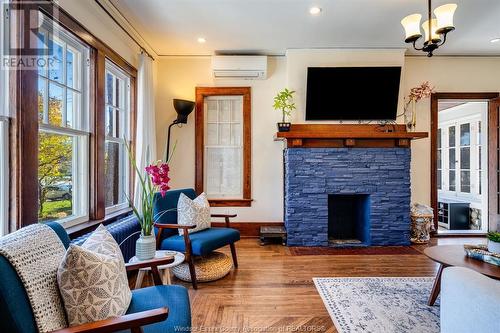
[211, 221, 284, 237]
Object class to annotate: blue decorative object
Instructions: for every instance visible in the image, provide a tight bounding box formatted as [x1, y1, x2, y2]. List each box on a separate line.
[284, 148, 411, 246]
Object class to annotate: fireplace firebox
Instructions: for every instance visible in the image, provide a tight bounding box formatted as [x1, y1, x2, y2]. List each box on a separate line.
[328, 194, 371, 246]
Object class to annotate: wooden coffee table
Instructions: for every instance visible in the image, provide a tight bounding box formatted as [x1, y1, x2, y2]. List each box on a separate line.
[424, 245, 500, 305]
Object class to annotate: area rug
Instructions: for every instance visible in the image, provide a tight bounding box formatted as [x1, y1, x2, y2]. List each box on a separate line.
[290, 246, 421, 256]
[313, 277, 439, 333]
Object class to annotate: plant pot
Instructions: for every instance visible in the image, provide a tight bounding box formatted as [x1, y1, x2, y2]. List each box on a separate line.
[136, 234, 156, 260]
[277, 122, 291, 132]
[488, 240, 500, 254]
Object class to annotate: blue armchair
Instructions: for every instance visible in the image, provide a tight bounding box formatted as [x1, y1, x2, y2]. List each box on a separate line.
[0, 222, 191, 333]
[154, 188, 240, 289]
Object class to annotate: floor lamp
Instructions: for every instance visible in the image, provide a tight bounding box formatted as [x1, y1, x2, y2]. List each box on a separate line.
[165, 99, 195, 162]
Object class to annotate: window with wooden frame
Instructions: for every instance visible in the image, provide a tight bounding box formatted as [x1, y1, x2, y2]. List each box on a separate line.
[195, 87, 251, 207]
[11, 2, 137, 234]
[104, 60, 131, 214]
[37, 15, 91, 226]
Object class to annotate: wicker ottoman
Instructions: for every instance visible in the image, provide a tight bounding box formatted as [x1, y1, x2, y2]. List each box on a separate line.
[172, 251, 233, 283]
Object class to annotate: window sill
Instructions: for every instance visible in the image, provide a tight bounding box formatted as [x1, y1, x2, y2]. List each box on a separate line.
[209, 199, 253, 207]
[65, 207, 133, 238]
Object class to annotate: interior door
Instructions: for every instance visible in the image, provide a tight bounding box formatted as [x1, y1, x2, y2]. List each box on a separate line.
[489, 97, 500, 232]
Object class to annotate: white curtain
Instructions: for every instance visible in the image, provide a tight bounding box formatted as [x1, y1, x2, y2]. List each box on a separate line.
[133, 53, 157, 211]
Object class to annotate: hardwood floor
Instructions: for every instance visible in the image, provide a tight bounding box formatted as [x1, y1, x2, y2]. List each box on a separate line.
[132, 237, 485, 333]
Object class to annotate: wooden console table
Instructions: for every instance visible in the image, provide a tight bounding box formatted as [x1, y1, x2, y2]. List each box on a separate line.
[274, 124, 428, 148]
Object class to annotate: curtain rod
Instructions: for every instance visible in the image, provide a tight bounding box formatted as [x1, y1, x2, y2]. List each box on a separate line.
[94, 0, 156, 60]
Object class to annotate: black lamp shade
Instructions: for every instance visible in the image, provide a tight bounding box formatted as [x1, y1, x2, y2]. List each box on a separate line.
[173, 99, 195, 124]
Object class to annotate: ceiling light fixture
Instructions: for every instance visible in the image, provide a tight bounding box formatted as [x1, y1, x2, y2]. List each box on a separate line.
[309, 6, 322, 15]
[491, 38, 500, 43]
[197, 37, 206, 43]
[401, 1, 457, 57]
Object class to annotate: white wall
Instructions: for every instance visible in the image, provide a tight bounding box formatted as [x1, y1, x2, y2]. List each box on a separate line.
[155, 52, 500, 222]
[57, 0, 141, 67]
[155, 56, 286, 222]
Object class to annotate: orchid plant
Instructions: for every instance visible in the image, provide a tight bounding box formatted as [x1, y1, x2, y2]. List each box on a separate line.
[125, 141, 173, 237]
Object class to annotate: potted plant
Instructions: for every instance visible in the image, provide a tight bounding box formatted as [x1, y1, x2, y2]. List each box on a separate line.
[487, 232, 500, 254]
[126, 142, 171, 260]
[273, 88, 296, 132]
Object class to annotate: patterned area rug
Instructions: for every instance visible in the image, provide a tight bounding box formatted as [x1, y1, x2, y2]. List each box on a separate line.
[314, 277, 439, 333]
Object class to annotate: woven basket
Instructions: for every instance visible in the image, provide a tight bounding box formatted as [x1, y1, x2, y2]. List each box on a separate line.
[172, 251, 232, 282]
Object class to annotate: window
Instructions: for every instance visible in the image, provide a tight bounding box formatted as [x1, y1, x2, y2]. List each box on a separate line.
[104, 60, 131, 213]
[204, 96, 243, 198]
[195, 87, 251, 206]
[37, 17, 90, 226]
[11, 3, 137, 231]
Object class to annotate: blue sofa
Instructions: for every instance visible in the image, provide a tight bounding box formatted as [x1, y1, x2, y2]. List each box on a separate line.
[0, 222, 191, 333]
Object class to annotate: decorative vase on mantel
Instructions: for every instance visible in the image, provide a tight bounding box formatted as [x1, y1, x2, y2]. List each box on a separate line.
[136, 233, 156, 260]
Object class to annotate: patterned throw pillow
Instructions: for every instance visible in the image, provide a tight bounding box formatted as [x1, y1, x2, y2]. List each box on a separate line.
[57, 225, 132, 326]
[178, 192, 211, 235]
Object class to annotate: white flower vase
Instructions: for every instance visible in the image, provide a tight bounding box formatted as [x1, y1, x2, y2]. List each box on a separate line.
[136, 234, 156, 260]
[488, 240, 500, 254]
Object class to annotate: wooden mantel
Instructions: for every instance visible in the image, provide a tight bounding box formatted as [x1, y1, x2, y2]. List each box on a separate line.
[274, 124, 428, 148]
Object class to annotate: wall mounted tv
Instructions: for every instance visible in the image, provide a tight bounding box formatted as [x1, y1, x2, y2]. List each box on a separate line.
[305, 66, 402, 121]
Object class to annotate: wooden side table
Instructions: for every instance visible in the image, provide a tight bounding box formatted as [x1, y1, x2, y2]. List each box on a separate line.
[424, 245, 500, 305]
[129, 250, 185, 288]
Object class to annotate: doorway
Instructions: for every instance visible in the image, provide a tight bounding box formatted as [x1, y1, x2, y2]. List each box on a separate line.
[431, 93, 500, 235]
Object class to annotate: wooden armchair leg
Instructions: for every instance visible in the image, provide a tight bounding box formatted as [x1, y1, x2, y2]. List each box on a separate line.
[230, 243, 238, 268]
[188, 256, 198, 289]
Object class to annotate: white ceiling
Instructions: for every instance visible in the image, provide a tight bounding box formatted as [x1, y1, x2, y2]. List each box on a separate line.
[109, 0, 500, 56]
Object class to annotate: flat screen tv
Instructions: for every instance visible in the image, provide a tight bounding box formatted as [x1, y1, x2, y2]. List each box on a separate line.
[305, 67, 401, 120]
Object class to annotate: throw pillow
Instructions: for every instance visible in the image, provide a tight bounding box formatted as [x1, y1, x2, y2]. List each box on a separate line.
[57, 225, 132, 326]
[178, 192, 211, 235]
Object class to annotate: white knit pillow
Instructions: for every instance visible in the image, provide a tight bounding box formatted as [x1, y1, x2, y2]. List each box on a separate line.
[178, 192, 211, 235]
[57, 225, 132, 326]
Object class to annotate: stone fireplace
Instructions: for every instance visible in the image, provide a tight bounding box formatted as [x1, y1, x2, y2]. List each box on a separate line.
[276, 124, 427, 247]
[284, 147, 411, 246]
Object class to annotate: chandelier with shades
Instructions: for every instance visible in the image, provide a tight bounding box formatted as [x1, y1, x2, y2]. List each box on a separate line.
[401, 1, 457, 57]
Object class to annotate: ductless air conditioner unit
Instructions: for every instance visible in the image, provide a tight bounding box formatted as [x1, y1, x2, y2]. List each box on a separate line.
[212, 55, 267, 80]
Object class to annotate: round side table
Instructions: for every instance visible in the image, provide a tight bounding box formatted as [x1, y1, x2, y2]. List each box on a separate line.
[129, 250, 185, 289]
